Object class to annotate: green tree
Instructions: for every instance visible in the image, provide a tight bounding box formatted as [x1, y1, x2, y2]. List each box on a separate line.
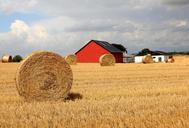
[138, 48, 151, 56]
[13, 55, 23, 62]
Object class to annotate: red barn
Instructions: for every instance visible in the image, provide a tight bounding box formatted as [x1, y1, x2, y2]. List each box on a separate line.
[75, 40, 126, 63]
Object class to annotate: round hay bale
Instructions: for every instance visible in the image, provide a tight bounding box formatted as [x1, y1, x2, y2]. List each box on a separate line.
[168, 58, 175, 63]
[99, 54, 115, 66]
[15, 51, 73, 101]
[2, 54, 12, 63]
[142, 54, 153, 64]
[167, 56, 174, 63]
[65, 54, 77, 65]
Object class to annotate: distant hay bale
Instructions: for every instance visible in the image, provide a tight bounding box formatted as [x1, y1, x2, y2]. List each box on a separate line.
[142, 54, 153, 64]
[168, 58, 175, 63]
[2, 54, 12, 63]
[167, 56, 175, 63]
[99, 54, 115, 66]
[65, 54, 77, 65]
[15, 51, 73, 101]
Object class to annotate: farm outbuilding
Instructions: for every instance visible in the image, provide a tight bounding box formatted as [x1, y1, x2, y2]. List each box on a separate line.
[134, 51, 169, 63]
[75, 40, 127, 63]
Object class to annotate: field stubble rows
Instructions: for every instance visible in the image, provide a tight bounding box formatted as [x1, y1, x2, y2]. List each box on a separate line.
[0, 56, 189, 127]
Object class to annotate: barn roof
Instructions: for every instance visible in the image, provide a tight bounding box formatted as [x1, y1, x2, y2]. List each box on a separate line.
[93, 40, 123, 53]
[136, 50, 169, 56]
[75, 40, 123, 54]
[111, 43, 127, 52]
[154, 51, 169, 55]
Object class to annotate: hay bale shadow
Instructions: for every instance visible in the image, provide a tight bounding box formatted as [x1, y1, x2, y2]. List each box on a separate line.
[65, 92, 83, 101]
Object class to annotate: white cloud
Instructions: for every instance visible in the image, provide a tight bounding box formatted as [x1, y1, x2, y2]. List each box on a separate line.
[0, 0, 189, 55]
[10, 20, 48, 44]
[10, 20, 29, 36]
[0, 20, 52, 56]
[166, 20, 189, 29]
[162, 0, 189, 6]
[1, 17, 189, 56]
[176, 21, 188, 27]
[0, 0, 37, 14]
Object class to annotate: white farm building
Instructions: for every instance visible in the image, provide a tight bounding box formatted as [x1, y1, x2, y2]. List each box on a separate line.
[134, 51, 169, 63]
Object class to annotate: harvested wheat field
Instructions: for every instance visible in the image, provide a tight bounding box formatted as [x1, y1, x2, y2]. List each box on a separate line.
[0, 55, 189, 128]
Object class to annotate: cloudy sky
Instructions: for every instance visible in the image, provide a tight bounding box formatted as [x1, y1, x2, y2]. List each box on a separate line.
[0, 0, 189, 56]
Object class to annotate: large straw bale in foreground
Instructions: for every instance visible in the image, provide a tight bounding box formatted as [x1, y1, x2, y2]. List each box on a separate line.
[99, 54, 115, 66]
[142, 54, 153, 64]
[16, 51, 73, 101]
[65, 54, 77, 65]
[2, 54, 12, 63]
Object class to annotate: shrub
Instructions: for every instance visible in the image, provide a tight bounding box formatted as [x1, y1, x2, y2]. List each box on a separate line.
[13, 55, 23, 62]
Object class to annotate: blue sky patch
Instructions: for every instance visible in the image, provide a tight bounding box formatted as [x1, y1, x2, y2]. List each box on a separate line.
[0, 11, 46, 32]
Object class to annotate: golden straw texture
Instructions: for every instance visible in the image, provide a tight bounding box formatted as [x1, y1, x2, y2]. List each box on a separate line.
[65, 54, 77, 65]
[168, 58, 175, 63]
[15, 51, 73, 101]
[142, 54, 153, 64]
[99, 54, 115, 66]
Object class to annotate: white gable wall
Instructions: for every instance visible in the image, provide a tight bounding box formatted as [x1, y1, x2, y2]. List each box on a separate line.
[134, 56, 143, 63]
[152, 55, 169, 63]
[134, 55, 169, 63]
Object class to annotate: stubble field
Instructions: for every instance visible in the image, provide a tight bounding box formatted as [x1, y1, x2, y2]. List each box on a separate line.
[0, 55, 189, 128]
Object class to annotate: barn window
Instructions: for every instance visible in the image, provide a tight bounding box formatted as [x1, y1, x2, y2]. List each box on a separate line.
[158, 57, 162, 62]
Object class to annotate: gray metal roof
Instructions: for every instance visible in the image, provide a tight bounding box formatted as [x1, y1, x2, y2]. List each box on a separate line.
[111, 43, 127, 52]
[136, 50, 169, 56]
[92, 40, 122, 53]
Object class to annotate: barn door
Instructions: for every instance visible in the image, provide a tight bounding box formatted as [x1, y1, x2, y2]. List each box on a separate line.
[158, 57, 162, 62]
